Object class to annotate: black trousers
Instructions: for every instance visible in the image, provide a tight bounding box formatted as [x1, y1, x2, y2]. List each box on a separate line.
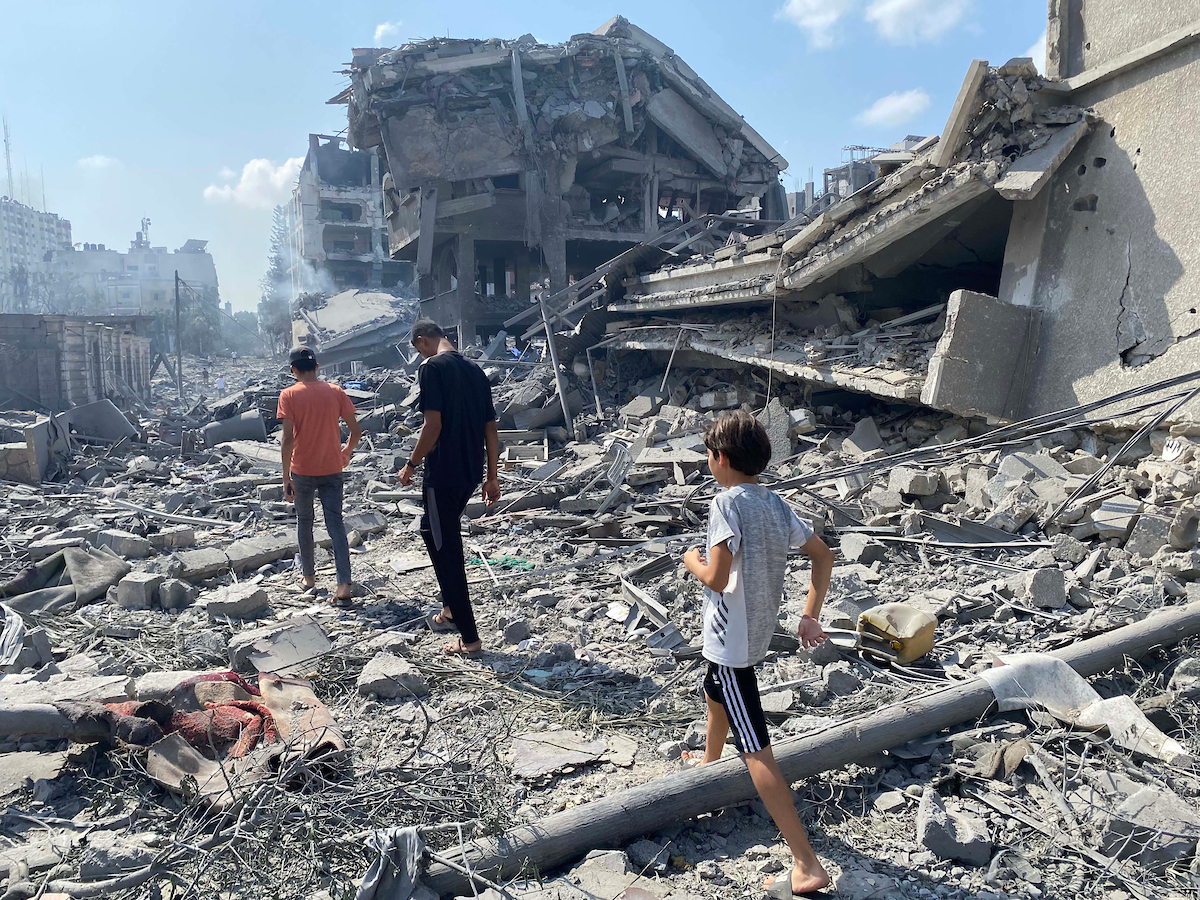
[420, 482, 479, 644]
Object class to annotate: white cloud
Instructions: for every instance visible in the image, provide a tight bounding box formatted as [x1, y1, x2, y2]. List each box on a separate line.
[374, 20, 403, 46]
[865, 0, 971, 44]
[775, 0, 856, 49]
[203, 157, 303, 210]
[77, 155, 120, 170]
[856, 88, 931, 128]
[1025, 29, 1048, 72]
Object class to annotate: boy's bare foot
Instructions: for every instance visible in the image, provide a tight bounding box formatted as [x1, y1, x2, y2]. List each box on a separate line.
[763, 863, 831, 897]
[442, 638, 483, 656]
[681, 749, 722, 767]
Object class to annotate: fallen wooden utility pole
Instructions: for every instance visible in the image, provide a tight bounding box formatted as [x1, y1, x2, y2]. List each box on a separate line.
[425, 600, 1200, 896]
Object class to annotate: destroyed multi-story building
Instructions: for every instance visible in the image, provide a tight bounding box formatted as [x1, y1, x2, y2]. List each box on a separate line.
[0, 312, 153, 411]
[56, 227, 220, 315]
[0, 197, 73, 311]
[285, 134, 412, 296]
[337, 16, 788, 345]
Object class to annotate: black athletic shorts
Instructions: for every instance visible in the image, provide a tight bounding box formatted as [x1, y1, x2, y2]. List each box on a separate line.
[703, 662, 771, 754]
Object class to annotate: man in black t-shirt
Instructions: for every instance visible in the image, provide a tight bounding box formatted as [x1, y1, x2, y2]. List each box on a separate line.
[399, 319, 500, 655]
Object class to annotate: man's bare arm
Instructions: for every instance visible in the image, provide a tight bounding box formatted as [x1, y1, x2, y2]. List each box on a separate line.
[399, 411, 442, 486]
[482, 419, 501, 503]
[342, 406, 363, 464]
[280, 420, 295, 497]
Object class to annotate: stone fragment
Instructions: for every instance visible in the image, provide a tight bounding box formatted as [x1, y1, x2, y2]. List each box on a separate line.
[873, 790, 907, 813]
[1049, 533, 1088, 564]
[357, 651, 429, 698]
[158, 578, 196, 611]
[626, 839, 669, 875]
[526, 588, 559, 608]
[1169, 505, 1200, 550]
[916, 792, 992, 865]
[1099, 785, 1200, 868]
[503, 620, 532, 644]
[149, 526, 195, 549]
[511, 730, 606, 779]
[1022, 567, 1067, 609]
[1169, 656, 1200, 700]
[1124, 507, 1171, 558]
[790, 408, 817, 434]
[844, 417, 883, 456]
[839, 533, 888, 565]
[756, 397, 794, 464]
[836, 867, 900, 900]
[203, 584, 268, 622]
[97, 529, 153, 559]
[983, 484, 1040, 533]
[822, 660, 862, 696]
[888, 467, 938, 496]
[116, 572, 162, 610]
[1091, 495, 1141, 541]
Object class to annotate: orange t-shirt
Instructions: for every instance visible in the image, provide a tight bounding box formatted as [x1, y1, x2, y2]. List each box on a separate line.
[277, 380, 356, 476]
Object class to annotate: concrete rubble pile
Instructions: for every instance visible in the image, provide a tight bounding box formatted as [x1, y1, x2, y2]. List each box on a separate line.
[0, 334, 1197, 900]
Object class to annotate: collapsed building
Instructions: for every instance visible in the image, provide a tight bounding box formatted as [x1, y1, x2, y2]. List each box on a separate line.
[337, 16, 787, 345]
[286, 134, 413, 295]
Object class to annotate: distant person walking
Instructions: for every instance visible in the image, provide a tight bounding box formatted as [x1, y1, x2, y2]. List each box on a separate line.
[215, 374, 226, 395]
[400, 319, 500, 655]
[278, 347, 362, 604]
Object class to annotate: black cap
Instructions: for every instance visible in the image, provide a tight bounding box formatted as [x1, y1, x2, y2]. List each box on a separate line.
[289, 346, 317, 367]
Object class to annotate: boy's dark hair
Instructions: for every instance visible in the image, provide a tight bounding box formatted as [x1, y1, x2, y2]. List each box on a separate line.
[410, 318, 445, 344]
[704, 410, 772, 476]
[288, 346, 318, 372]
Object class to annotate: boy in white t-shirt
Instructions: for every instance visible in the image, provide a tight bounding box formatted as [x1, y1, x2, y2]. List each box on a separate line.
[683, 410, 835, 898]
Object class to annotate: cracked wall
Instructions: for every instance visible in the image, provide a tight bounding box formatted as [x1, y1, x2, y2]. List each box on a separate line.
[1013, 39, 1200, 417]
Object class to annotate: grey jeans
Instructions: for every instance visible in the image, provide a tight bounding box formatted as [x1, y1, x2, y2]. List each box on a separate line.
[292, 472, 351, 585]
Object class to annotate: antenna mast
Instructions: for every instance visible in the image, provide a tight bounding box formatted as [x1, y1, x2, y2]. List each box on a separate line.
[2, 116, 13, 200]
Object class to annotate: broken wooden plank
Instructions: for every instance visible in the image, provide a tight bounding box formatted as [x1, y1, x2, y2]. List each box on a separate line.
[931, 59, 989, 168]
[424, 599, 1200, 895]
[995, 120, 1091, 200]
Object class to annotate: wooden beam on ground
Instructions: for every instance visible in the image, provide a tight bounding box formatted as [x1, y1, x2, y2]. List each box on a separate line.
[424, 599, 1200, 895]
[931, 59, 989, 168]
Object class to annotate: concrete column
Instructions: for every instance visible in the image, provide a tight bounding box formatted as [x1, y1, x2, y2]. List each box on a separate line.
[492, 256, 507, 298]
[544, 237, 567, 295]
[457, 233, 477, 348]
[997, 189, 1051, 309]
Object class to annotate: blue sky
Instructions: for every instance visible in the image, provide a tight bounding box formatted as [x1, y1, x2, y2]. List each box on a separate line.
[1, 0, 1047, 311]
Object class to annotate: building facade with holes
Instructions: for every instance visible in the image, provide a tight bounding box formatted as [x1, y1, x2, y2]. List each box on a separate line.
[0, 314, 153, 411]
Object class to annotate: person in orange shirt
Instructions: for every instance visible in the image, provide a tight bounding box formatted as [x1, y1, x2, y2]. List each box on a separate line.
[278, 347, 362, 604]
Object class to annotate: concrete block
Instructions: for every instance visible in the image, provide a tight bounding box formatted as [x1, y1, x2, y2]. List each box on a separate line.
[357, 651, 429, 698]
[0, 441, 40, 486]
[840, 533, 889, 565]
[1124, 508, 1172, 558]
[116, 572, 162, 610]
[1091, 495, 1142, 541]
[149, 526, 195, 550]
[1050, 533, 1089, 564]
[97, 529, 153, 560]
[1021, 567, 1067, 609]
[225, 533, 298, 573]
[1169, 505, 1200, 550]
[789, 408, 818, 434]
[343, 510, 388, 535]
[204, 584, 268, 621]
[920, 290, 1040, 420]
[159, 578, 196, 611]
[844, 417, 883, 456]
[756, 397, 794, 464]
[888, 467, 939, 496]
[171, 548, 230, 582]
[917, 792, 992, 865]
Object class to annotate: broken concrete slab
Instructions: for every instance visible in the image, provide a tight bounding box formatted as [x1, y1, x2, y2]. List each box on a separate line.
[756, 397, 794, 464]
[228, 617, 330, 674]
[995, 119, 1091, 200]
[1099, 784, 1200, 868]
[840, 533, 889, 566]
[1124, 507, 1172, 558]
[96, 529, 153, 560]
[889, 467, 939, 497]
[0, 674, 132, 705]
[510, 730, 608, 780]
[203, 584, 269, 621]
[1092, 495, 1142, 541]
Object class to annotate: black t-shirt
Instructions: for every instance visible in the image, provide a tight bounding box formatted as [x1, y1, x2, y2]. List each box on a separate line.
[417, 351, 497, 489]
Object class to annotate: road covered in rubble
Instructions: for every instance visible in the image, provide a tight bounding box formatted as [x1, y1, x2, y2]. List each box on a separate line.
[0, 344, 1197, 900]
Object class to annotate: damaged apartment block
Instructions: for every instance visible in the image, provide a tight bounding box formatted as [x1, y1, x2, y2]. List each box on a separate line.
[287, 134, 413, 295]
[335, 16, 786, 346]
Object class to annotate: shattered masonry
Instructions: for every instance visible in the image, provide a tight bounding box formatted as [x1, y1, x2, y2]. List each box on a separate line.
[0, 3, 1199, 900]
